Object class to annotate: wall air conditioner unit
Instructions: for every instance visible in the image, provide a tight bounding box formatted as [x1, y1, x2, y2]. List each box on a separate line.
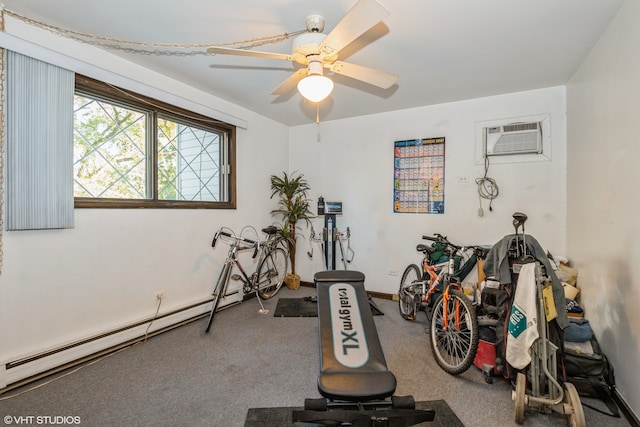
[484, 121, 543, 156]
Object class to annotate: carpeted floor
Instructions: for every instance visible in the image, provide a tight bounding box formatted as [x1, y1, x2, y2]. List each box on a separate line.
[245, 400, 461, 427]
[0, 286, 632, 427]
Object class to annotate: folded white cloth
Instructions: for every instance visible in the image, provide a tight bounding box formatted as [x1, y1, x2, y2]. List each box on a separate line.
[506, 262, 539, 369]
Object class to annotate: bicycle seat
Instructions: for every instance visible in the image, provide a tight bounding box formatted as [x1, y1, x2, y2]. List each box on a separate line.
[416, 244, 435, 255]
[261, 225, 278, 235]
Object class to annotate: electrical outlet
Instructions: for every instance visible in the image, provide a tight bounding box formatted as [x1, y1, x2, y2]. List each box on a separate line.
[457, 176, 470, 184]
[155, 291, 165, 301]
[388, 270, 398, 277]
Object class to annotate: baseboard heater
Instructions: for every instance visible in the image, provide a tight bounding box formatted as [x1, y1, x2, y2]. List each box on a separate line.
[0, 297, 231, 395]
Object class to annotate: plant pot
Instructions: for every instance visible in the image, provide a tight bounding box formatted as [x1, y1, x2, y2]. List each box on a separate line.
[285, 273, 301, 290]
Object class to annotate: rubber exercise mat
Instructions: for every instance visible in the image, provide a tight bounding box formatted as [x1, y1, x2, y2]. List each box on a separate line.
[273, 298, 318, 317]
[245, 400, 463, 427]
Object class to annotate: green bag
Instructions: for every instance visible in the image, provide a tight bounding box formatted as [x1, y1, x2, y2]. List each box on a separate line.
[429, 242, 448, 264]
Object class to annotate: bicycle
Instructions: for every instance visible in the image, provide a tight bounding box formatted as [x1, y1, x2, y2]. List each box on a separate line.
[205, 225, 288, 333]
[398, 233, 488, 375]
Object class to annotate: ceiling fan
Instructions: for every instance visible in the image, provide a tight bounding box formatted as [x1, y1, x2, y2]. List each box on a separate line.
[207, 0, 398, 103]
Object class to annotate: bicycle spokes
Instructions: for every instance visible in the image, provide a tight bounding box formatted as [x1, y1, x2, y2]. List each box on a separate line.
[256, 247, 287, 301]
[399, 281, 422, 320]
[429, 289, 479, 375]
[436, 324, 471, 359]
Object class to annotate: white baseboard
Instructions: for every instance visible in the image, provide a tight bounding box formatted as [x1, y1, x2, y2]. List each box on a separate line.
[0, 296, 228, 394]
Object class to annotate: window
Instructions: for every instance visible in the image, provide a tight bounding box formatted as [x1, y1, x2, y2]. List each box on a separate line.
[73, 75, 235, 208]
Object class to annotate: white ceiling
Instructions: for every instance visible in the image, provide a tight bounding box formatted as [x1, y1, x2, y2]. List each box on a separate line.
[3, 0, 625, 126]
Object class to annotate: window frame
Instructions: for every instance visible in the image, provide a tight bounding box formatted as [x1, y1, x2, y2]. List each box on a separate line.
[73, 74, 236, 209]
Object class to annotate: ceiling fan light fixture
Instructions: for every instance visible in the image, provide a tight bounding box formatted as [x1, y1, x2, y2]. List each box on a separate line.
[297, 75, 334, 103]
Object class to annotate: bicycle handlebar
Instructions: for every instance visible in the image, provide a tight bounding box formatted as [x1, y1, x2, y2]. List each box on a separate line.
[422, 234, 462, 251]
[421, 233, 489, 258]
[212, 227, 259, 258]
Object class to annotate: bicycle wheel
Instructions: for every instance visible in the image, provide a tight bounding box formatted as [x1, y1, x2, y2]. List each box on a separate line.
[256, 247, 288, 299]
[205, 263, 232, 333]
[398, 264, 421, 321]
[429, 288, 479, 375]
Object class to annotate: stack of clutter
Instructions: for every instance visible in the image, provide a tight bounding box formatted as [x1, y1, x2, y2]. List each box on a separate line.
[563, 317, 620, 417]
[551, 258, 584, 318]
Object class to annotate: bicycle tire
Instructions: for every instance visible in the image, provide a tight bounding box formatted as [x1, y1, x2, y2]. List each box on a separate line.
[429, 288, 479, 375]
[205, 263, 232, 333]
[256, 247, 288, 300]
[398, 264, 421, 321]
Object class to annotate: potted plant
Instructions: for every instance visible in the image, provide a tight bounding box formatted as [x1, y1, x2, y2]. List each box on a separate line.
[270, 171, 314, 289]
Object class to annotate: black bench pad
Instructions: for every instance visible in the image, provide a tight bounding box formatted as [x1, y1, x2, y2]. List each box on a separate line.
[315, 270, 397, 401]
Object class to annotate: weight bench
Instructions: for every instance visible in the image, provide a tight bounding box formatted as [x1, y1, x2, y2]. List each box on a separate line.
[292, 270, 435, 426]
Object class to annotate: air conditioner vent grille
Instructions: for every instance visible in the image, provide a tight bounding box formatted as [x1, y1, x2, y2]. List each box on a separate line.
[503, 122, 539, 132]
[484, 121, 543, 156]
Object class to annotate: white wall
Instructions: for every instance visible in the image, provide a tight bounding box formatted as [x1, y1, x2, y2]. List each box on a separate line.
[7, 5, 637, 416]
[0, 18, 289, 384]
[566, 0, 640, 415]
[290, 87, 567, 294]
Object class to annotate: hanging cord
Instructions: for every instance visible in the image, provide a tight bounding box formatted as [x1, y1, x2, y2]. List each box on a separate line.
[3, 9, 306, 56]
[475, 154, 499, 216]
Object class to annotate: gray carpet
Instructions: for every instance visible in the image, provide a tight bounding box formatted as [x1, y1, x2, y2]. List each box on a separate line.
[0, 286, 632, 427]
[245, 400, 461, 426]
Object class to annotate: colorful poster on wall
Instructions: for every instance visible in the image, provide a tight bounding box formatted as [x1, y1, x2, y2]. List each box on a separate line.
[393, 137, 445, 214]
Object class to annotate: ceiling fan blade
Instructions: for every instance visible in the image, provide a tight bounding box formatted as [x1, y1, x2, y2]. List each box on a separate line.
[319, 0, 390, 58]
[271, 68, 308, 95]
[207, 46, 293, 62]
[328, 61, 397, 89]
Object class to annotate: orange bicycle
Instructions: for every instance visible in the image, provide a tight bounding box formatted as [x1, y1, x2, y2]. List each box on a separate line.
[398, 234, 487, 374]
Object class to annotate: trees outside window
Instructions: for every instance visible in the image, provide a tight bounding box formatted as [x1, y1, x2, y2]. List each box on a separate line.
[73, 75, 235, 209]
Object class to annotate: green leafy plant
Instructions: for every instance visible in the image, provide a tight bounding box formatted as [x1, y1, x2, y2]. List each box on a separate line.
[270, 172, 314, 276]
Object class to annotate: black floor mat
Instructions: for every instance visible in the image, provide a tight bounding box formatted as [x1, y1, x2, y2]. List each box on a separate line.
[274, 298, 318, 317]
[245, 400, 463, 426]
